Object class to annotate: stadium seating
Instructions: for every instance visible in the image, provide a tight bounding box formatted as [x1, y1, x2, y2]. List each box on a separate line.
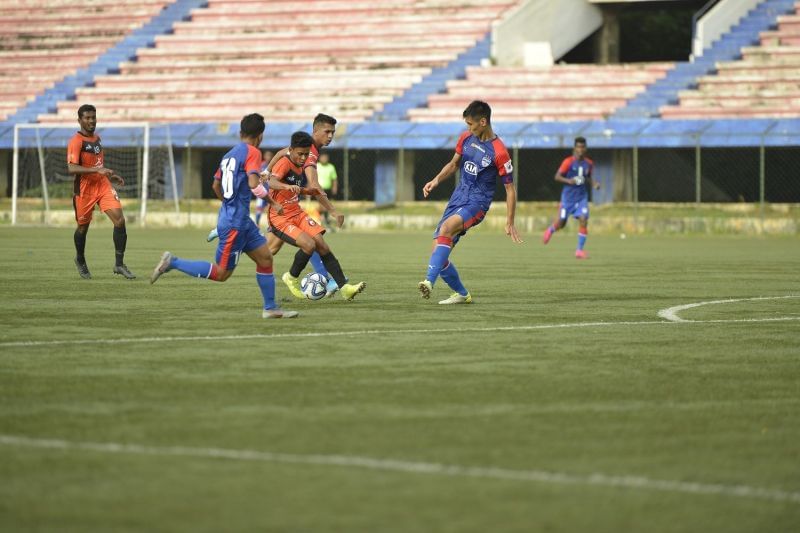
[661, 1, 800, 119]
[34, 0, 517, 124]
[408, 63, 673, 122]
[0, 0, 174, 121]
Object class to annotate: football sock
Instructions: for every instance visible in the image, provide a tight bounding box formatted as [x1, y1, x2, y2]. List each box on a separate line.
[289, 250, 312, 278]
[113, 225, 127, 266]
[320, 252, 347, 287]
[577, 227, 587, 250]
[256, 265, 276, 310]
[170, 257, 221, 281]
[426, 236, 453, 284]
[440, 261, 468, 296]
[309, 252, 331, 278]
[74, 228, 87, 262]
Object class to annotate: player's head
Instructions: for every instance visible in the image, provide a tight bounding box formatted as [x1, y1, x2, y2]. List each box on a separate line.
[312, 113, 337, 148]
[289, 131, 313, 166]
[462, 100, 491, 136]
[573, 136, 587, 158]
[240, 113, 266, 146]
[77, 104, 97, 134]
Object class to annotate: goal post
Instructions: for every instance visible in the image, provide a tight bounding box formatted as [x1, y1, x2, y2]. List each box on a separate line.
[11, 122, 178, 226]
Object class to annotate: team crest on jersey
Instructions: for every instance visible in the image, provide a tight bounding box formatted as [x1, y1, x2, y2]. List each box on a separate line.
[481, 156, 491, 168]
[463, 161, 478, 175]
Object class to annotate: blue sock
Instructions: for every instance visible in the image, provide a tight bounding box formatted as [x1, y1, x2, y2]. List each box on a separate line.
[426, 236, 453, 284]
[577, 228, 587, 250]
[310, 252, 330, 278]
[170, 257, 218, 279]
[549, 225, 557, 233]
[257, 267, 276, 310]
[440, 261, 467, 296]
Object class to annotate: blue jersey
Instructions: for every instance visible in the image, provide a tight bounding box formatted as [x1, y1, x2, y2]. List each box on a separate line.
[213, 142, 263, 229]
[449, 131, 514, 210]
[558, 155, 593, 204]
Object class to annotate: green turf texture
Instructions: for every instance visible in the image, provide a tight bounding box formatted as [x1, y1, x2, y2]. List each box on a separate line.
[1, 226, 798, 532]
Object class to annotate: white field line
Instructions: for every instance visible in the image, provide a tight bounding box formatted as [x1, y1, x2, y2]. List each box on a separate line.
[657, 295, 800, 323]
[2, 314, 799, 349]
[1, 434, 798, 504]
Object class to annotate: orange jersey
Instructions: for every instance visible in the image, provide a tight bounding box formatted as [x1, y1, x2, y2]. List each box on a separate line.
[304, 143, 319, 170]
[269, 155, 306, 218]
[67, 132, 106, 191]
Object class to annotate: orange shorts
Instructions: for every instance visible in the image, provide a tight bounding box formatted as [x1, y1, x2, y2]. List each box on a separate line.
[73, 179, 121, 225]
[269, 208, 325, 245]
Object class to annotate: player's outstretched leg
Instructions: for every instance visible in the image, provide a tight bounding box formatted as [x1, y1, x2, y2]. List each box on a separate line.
[319, 252, 364, 301]
[151, 251, 223, 284]
[419, 235, 453, 299]
[438, 261, 471, 304]
[207, 227, 219, 242]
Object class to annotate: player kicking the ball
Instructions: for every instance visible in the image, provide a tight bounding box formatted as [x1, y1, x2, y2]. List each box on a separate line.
[267, 131, 365, 302]
[149, 113, 298, 319]
[542, 136, 601, 259]
[418, 100, 523, 304]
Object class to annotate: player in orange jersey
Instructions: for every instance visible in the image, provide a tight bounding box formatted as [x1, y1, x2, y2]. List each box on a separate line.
[266, 131, 365, 301]
[67, 104, 135, 280]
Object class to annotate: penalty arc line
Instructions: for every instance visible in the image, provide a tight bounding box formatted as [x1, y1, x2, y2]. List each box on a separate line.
[657, 295, 800, 323]
[1, 434, 799, 505]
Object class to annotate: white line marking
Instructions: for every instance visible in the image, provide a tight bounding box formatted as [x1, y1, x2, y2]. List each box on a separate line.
[658, 295, 800, 323]
[1, 311, 799, 349]
[0, 320, 672, 348]
[1, 434, 798, 504]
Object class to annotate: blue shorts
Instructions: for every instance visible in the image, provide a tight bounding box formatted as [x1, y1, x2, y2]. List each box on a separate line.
[434, 200, 488, 245]
[559, 198, 590, 221]
[215, 218, 266, 270]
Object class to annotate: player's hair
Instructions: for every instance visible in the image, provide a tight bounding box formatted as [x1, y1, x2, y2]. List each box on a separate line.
[240, 113, 266, 138]
[291, 131, 314, 148]
[574, 136, 587, 146]
[312, 113, 337, 130]
[462, 100, 492, 123]
[77, 104, 96, 118]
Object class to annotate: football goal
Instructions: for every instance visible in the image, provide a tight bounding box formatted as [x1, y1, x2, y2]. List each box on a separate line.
[11, 123, 177, 226]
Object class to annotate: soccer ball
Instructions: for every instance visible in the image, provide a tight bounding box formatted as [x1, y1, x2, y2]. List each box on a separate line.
[300, 272, 328, 300]
[573, 176, 585, 186]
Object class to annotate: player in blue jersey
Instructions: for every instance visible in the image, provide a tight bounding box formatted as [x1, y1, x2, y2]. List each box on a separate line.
[542, 136, 601, 259]
[149, 113, 299, 319]
[418, 100, 523, 304]
[207, 148, 274, 242]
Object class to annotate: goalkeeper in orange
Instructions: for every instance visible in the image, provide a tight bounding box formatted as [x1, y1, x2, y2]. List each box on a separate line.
[266, 131, 366, 301]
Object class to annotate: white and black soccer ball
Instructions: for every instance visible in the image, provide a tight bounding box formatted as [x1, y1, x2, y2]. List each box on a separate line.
[300, 272, 328, 300]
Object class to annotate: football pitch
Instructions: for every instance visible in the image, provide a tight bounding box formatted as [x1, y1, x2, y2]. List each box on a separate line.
[1, 226, 799, 532]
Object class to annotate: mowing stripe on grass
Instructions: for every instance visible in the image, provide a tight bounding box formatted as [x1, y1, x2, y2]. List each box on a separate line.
[1, 434, 799, 504]
[1, 315, 799, 348]
[658, 295, 800, 322]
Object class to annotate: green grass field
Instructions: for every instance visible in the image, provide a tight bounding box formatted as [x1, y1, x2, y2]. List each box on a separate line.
[1, 226, 799, 532]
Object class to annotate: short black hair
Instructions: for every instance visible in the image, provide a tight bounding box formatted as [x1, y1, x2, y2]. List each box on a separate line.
[313, 113, 337, 130]
[462, 100, 491, 123]
[291, 131, 313, 148]
[240, 113, 266, 138]
[574, 136, 587, 146]
[77, 104, 96, 119]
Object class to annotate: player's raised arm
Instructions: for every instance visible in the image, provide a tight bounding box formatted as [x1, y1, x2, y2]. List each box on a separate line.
[423, 152, 461, 198]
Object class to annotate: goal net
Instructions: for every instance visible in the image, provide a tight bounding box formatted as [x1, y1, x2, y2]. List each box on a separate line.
[12, 123, 177, 226]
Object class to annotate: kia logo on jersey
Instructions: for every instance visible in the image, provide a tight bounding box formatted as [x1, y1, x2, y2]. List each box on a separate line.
[464, 161, 478, 175]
